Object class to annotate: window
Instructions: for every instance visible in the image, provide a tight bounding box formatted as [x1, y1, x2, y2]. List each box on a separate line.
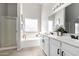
[24, 18, 38, 32]
[48, 20, 53, 32]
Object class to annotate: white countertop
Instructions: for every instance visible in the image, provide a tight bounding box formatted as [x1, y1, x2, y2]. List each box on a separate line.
[42, 34, 79, 48]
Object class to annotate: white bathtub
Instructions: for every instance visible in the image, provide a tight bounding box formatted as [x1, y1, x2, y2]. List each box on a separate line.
[21, 37, 41, 48]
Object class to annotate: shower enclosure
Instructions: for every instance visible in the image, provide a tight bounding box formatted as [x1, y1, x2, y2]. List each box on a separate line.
[0, 16, 16, 49]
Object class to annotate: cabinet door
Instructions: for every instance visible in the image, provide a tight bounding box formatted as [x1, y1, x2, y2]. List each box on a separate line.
[44, 36, 50, 56]
[40, 35, 44, 50]
[62, 43, 79, 56]
[61, 50, 72, 56]
[50, 38, 61, 56]
[50, 45, 60, 56]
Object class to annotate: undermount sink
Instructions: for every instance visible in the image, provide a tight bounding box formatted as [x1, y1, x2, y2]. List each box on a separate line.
[70, 35, 79, 40]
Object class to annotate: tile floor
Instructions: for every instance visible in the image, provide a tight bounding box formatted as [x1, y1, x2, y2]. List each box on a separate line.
[0, 47, 45, 56]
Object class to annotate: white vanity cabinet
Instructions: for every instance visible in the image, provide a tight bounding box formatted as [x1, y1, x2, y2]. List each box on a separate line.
[60, 49, 72, 56]
[49, 37, 79, 56]
[62, 43, 79, 56]
[40, 35, 44, 50]
[41, 35, 79, 56]
[41, 35, 50, 56]
[44, 36, 50, 56]
[50, 38, 61, 56]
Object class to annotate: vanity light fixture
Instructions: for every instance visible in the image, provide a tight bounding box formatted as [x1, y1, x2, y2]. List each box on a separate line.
[52, 3, 64, 11]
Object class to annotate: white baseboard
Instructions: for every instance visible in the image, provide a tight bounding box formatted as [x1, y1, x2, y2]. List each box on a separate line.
[0, 46, 17, 51]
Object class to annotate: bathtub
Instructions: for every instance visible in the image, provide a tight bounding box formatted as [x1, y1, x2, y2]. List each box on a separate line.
[20, 37, 41, 48]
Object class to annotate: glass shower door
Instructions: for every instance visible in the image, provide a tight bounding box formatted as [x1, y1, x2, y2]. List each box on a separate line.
[0, 16, 16, 48]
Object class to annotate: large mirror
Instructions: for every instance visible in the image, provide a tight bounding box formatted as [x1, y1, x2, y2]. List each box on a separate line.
[48, 7, 65, 33]
[48, 15, 55, 32]
[65, 3, 79, 34]
[48, 3, 79, 34]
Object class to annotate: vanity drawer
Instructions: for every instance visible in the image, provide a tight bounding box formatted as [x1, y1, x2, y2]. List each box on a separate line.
[50, 38, 61, 47]
[62, 43, 79, 56]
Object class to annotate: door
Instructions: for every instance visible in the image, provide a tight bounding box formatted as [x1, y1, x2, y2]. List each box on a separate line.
[41, 35, 50, 56]
[50, 45, 60, 56]
[44, 36, 50, 56]
[50, 38, 61, 56]
[62, 43, 79, 56]
[40, 35, 44, 50]
[0, 17, 16, 48]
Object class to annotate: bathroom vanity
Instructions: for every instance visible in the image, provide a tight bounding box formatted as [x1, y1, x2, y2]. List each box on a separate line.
[41, 3, 79, 56]
[41, 34, 79, 56]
